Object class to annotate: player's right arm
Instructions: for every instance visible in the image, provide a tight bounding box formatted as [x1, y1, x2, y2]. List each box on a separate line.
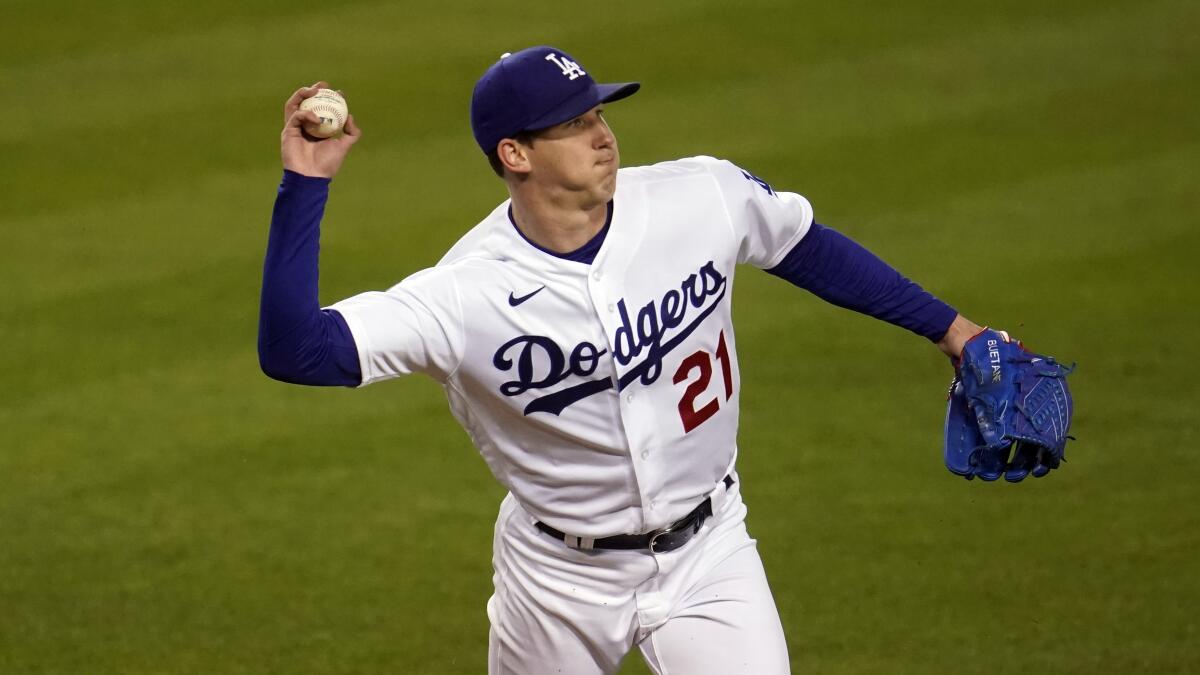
[258, 83, 364, 387]
[260, 83, 462, 388]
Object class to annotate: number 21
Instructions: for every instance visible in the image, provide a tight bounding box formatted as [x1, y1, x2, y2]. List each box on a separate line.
[672, 331, 733, 433]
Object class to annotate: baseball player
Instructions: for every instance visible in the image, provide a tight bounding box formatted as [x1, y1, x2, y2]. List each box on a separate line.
[259, 46, 1066, 674]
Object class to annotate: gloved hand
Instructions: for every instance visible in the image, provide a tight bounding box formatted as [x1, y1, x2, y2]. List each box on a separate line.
[944, 328, 1075, 482]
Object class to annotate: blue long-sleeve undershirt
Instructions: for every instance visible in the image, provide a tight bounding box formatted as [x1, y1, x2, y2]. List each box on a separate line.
[258, 170, 362, 387]
[766, 223, 957, 342]
[258, 172, 957, 388]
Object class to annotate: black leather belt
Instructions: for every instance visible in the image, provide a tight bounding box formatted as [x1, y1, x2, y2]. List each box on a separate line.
[535, 475, 734, 554]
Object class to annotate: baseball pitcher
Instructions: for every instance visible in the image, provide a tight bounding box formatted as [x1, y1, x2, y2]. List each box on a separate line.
[259, 46, 1074, 674]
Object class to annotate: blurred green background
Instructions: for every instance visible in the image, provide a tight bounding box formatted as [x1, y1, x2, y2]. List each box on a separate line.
[2, 0, 1197, 672]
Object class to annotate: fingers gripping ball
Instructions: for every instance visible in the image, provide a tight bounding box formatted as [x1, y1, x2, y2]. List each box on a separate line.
[943, 328, 1075, 482]
[299, 89, 348, 138]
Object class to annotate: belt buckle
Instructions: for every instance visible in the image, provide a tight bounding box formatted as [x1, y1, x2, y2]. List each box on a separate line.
[647, 525, 677, 554]
[648, 513, 698, 554]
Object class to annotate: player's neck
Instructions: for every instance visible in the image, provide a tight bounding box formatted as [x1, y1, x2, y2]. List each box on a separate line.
[509, 192, 608, 255]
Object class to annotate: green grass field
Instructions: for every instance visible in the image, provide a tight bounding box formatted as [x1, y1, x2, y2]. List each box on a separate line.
[3, 0, 1197, 672]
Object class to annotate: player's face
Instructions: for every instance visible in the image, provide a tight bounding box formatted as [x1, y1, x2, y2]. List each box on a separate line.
[524, 106, 620, 205]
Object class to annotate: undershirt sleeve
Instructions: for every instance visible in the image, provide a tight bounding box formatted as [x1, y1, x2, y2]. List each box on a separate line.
[257, 170, 363, 387]
[766, 223, 958, 342]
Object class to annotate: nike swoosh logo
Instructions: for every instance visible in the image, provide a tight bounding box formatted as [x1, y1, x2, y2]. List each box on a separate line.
[508, 286, 546, 307]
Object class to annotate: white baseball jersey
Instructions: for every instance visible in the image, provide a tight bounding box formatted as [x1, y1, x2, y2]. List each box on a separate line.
[329, 155, 813, 538]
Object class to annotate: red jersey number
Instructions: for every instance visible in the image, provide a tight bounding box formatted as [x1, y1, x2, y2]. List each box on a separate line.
[672, 331, 734, 433]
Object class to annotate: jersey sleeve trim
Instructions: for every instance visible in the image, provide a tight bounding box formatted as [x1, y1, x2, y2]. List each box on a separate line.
[333, 302, 381, 388]
[331, 264, 468, 386]
[758, 197, 813, 269]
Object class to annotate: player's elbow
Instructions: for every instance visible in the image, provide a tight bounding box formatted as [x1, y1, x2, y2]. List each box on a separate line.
[258, 344, 299, 384]
[258, 335, 362, 387]
[258, 337, 315, 384]
[259, 349, 325, 386]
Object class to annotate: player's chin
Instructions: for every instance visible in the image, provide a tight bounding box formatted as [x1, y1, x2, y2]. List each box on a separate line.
[594, 172, 617, 201]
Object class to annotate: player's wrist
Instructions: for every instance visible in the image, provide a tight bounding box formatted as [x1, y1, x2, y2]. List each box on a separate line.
[282, 168, 333, 185]
[936, 315, 984, 361]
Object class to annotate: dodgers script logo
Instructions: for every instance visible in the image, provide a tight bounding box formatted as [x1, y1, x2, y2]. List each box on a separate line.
[492, 261, 728, 416]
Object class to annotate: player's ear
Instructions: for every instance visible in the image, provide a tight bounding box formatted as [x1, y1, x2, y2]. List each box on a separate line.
[497, 138, 532, 176]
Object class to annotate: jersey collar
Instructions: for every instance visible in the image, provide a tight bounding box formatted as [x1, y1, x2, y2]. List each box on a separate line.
[507, 201, 613, 265]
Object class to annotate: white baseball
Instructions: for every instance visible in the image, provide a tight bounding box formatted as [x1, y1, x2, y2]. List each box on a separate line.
[299, 88, 348, 138]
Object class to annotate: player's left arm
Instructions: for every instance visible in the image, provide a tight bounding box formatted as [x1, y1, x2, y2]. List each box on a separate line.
[700, 156, 971, 348]
[768, 224, 1074, 482]
[765, 222, 968, 347]
[712, 156, 1074, 478]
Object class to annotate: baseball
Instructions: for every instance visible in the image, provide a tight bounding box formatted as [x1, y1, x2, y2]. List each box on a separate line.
[299, 88, 348, 138]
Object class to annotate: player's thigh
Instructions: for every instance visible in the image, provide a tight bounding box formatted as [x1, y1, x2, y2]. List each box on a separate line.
[487, 494, 645, 675]
[637, 544, 790, 675]
[489, 623, 617, 675]
[488, 588, 632, 675]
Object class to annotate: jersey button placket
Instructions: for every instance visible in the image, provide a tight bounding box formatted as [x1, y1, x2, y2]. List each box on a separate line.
[589, 263, 655, 517]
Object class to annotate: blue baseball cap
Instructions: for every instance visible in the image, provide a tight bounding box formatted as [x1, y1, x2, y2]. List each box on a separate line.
[470, 46, 640, 154]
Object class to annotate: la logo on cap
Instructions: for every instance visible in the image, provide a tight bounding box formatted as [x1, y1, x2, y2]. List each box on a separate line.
[545, 53, 586, 80]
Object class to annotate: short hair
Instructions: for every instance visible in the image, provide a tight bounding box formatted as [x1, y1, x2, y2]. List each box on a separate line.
[486, 131, 536, 178]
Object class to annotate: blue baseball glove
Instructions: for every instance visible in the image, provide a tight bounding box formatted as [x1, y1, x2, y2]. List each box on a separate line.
[944, 329, 1075, 482]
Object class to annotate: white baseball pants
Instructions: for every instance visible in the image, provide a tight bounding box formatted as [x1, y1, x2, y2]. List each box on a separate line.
[487, 477, 790, 674]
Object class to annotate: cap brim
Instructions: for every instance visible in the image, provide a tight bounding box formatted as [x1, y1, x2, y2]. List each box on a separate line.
[524, 81, 641, 133]
[597, 81, 640, 105]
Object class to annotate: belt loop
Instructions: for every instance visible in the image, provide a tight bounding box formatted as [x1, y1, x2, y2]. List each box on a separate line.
[709, 473, 735, 517]
[566, 535, 596, 550]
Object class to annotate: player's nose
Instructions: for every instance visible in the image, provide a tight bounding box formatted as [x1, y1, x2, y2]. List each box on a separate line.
[594, 117, 615, 149]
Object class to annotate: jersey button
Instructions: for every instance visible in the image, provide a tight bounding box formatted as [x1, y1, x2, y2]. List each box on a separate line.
[592, 270, 603, 281]
[626, 393, 634, 403]
[606, 303, 615, 313]
[641, 449, 650, 459]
